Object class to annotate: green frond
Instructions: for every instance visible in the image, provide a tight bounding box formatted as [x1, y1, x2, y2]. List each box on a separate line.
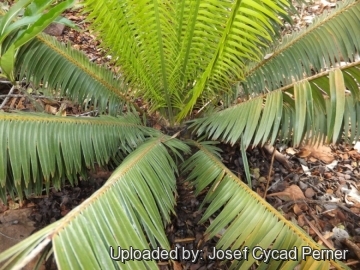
[81, 0, 291, 121]
[0, 112, 157, 201]
[0, 137, 189, 270]
[82, 0, 178, 118]
[242, 0, 360, 95]
[176, 0, 289, 119]
[182, 141, 349, 270]
[189, 90, 283, 147]
[190, 63, 360, 147]
[16, 33, 141, 115]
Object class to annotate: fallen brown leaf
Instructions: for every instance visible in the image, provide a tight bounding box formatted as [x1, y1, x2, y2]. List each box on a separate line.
[297, 148, 311, 158]
[286, 147, 297, 155]
[267, 185, 305, 201]
[298, 145, 335, 163]
[153, 124, 162, 130]
[8, 200, 19, 210]
[45, 104, 57, 115]
[348, 150, 360, 159]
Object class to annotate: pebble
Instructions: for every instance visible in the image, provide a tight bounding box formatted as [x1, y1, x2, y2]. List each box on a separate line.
[44, 23, 65, 36]
[332, 227, 349, 241]
[305, 188, 315, 198]
[11, 220, 19, 225]
[338, 177, 345, 183]
[293, 174, 300, 182]
[299, 181, 308, 190]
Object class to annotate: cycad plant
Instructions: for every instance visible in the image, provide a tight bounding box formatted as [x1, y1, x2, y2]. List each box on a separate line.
[0, 0, 359, 269]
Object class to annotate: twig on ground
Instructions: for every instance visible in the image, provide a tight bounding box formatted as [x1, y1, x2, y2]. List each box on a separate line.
[339, 260, 360, 268]
[303, 215, 335, 250]
[0, 230, 18, 241]
[0, 80, 11, 84]
[343, 238, 360, 260]
[12, 237, 51, 270]
[79, 110, 98, 116]
[0, 94, 54, 99]
[264, 146, 276, 198]
[263, 144, 292, 171]
[0, 85, 15, 109]
[281, 199, 360, 219]
[194, 99, 213, 116]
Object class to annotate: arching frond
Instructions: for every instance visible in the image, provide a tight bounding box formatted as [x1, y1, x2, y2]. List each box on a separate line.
[82, 0, 178, 118]
[0, 137, 189, 270]
[81, 0, 292, 121]
[176, 0, 289, 119]
[242, 0, 360, 95]
[190, 64, 360, 147]
[16, 33, 141, 115]
[0, 112, 157, 201]
[182, 141, 349, 269]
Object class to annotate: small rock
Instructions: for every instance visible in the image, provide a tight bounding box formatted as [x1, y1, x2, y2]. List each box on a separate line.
[323, 204, 337, 210]
[305, 188, 315, 198]
[44, 22, 65, 36]
[338, 177, 345, 183]
[332, 227, 349, 241]
[299, 181, 308, 190]
[258, 176, 267, 183]
[293, 174, 300, 182]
